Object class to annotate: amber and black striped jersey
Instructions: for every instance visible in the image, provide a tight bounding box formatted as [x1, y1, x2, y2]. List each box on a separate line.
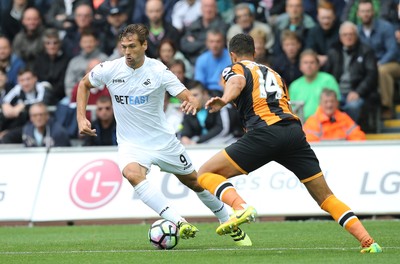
[221, 60, 300, 131]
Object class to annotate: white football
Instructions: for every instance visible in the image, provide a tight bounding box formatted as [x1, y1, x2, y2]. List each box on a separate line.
[148, 219, 179, 250]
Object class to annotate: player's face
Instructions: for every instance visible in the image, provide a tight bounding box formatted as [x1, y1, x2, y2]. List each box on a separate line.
[121, 34, 147, 69]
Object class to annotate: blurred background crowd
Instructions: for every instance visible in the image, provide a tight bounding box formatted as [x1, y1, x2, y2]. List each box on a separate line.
[0, 0, 399, 147]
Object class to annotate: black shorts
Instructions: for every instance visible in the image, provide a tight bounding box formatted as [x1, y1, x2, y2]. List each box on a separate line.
[225, 121, 323, 183]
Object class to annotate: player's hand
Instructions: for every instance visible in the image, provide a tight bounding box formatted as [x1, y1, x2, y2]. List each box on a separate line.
[180, 100, 198, 115]
[205, 97, 226, 113]
[78, 118, 97, 136]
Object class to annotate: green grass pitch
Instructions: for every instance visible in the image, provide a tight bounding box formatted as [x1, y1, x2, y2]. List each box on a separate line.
[1, 220, 399, 264]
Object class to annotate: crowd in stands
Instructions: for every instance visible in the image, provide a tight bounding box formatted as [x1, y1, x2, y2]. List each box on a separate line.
[0, 0, 399, 147]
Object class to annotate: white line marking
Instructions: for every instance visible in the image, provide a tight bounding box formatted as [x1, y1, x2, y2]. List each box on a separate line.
[1, 247, 398, 255]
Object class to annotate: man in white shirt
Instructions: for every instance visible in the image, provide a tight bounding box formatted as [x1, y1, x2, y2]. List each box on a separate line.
[76, 24, 251, 246]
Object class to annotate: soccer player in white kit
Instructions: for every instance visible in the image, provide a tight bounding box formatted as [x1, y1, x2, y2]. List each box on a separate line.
[76, 24, 251, 246]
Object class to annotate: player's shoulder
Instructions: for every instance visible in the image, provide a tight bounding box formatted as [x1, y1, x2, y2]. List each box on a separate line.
[98, 57, 124, 69]
[145, 57, 168, 72]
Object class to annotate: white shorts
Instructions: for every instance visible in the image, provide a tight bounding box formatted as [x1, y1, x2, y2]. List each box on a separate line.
[118, 142, 195, 176]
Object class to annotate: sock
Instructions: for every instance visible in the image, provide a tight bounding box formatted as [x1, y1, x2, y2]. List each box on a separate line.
[198, 172, 246, 211]
[321, 195, 374, 247]
[196, 190, 229, 223]
[134, 179, 184, 224]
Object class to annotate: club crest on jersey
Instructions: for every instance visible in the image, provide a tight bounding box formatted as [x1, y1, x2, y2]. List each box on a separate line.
[142, 79, 151, 87]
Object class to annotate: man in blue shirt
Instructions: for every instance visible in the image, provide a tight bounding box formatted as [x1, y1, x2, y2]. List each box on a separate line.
[194, 28, 231, 97]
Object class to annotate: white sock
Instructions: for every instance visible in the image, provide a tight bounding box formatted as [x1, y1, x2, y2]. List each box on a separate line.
[134, 179, 184, 224]
[196, 190, 230, 223]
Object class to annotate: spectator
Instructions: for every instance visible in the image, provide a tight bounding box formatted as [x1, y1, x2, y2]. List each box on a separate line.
[180, 81, 242, 145]
[227, 3, 274, 54]
[232, 0, 269, 23]
[45, 0, 93, 35]
[157, 38, 193, 79]
[356, 0, 400, 119]
[273, 0, 316, 55]
[168, 59, 195, 88]
[32, 0, 52, 15]
[305, 0, 340, 67]
[32, 28, 71, 106]
[144, 0, 181, 59]
[0, 67, 11, 104]
[303, 88, 366, 141]
[98, 5, 129, 56]
[395, 0, 400, 44]
[70, 58, 110, 120]
[171, 0, 202, 33]
[83, 95, 116, 146]
[342, 0, 398, 24]
[265, 0, 287, 25]
[0, 68, 49, 136]
[131, 0, 178, 25]
[64, 28, 108, 99]
[0, 36, 25, 88]
[249, 27, 272, 66]
[270, 30, 302, 86]
[180, 0, 229, 65]
[164, 91, 184, 134]
[194, 29, 231, 96]
[303, 0, 346, 22]
[95, 0, 134, 29]
[325, 21, 378, 125]
[107, 38, 123, 60]
[20, 102, 71, 146]
[0, 0, 33, 42]
[62, 3, 96, 58]
[289, 49, 340, 121]
[12, 7, 45, 68]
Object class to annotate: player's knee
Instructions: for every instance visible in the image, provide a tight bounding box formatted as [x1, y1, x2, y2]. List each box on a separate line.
[122, 168, 145, 186]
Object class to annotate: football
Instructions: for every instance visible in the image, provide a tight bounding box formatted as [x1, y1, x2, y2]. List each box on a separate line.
[148, 219, 179, 250]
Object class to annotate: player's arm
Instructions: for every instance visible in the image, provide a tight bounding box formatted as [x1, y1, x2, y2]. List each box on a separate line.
[206, 76, 245, 113]
[176, 88, 201, 115]
[76, 73, 97, 136]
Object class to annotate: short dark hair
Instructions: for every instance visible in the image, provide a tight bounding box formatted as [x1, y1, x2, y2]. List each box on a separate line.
[228, 33, 255, 57]
[119, 24, 149, 45]
[187, 80, 206, 92]
[168, 59, 186, 72]
[320, 88, 338, 100]
[18, 67, 35, 76]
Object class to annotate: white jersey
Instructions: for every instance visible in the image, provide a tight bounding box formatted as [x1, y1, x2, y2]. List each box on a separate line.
[89, 56, 185, 150]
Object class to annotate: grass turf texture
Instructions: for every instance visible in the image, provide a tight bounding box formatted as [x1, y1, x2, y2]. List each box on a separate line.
[1, 220, 398, 264]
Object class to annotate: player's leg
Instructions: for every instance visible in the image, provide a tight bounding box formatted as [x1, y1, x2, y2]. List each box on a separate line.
[175, 170, 252, 246]
[280, 123, 381, 253]
[197, 149, 257, 235]
[122, 162, 187, 225]
[163, 147, 250, 245]
[304, 177, 382, 253]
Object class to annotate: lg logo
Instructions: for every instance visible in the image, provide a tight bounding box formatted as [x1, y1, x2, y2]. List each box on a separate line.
[69, 159, 122, 209]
